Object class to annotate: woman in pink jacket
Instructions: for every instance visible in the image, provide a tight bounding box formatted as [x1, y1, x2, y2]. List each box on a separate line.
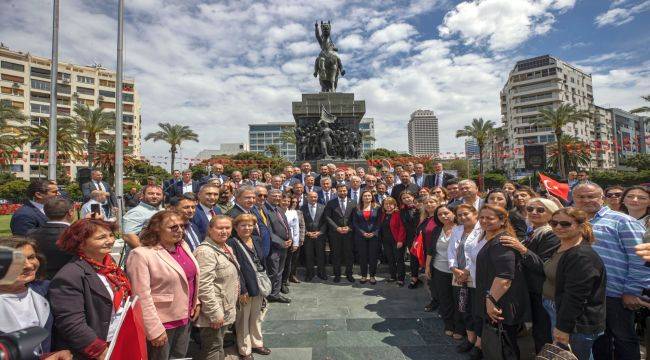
[126, 210, 200, 360]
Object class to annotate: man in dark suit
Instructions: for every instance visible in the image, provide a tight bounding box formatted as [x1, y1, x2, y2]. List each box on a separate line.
[173, 169, 201, 198]
[317, 177, 336, 205]
[325, 184, 357, 283]
[27, 197, 73, 279]
[226, 186, 256, 219]
[347, 176, 363, 203]
[391, 171, 420, 205]
[301, 191, 328, 281]
[170, 193, 202, 252]
[290, 182, 307, 208]
[411, 163, 431, 188]
[253, 186, 273, 258]
[190, 183, 222, 240]
[81, 170, 116, 206]
[314, 164, 330, 186]
[264, 189, 293, 303]
[10, 179, 58, 236]
[200, 163, 228, 184]
[431, 162, 456, 188]
[292, 162, 317, 185]
[333, 169, 348, 188]
[163, 170, 181, 200]
[303, 174, 321, 194]
[281, 166, 299, 191]
[242, 169, 266, 188]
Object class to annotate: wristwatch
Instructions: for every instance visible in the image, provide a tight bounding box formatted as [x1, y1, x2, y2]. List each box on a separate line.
[485, 292, 499, 307]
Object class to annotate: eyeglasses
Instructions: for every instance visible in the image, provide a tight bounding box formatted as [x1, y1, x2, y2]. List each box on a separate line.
[605, 193, 622, 198]
[525, 206, 546, 214]
[549, 220, 573, 228]
[168, 224, 184, 231]
[257, 194, 267, 198]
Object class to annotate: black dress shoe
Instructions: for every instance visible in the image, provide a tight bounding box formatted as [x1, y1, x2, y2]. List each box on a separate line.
[333, 276, 341, 283]
[252, 346, 272, 355]
[468, 346, 483, 360]
[267, 295, 291, 303]
[346, 275, 355, 283]
[280, 284, 290, 294]
[318, 273, 328, 280]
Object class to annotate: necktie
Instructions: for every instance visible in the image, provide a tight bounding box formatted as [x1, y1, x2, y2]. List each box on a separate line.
[340, 199, 346, 213]
[275, 207, 289, 234]
[352, 191, 357, 202]
[324, 192, 329, 202]
[436, 174, 441, 187]
[209, 209, 216, 218]
[259, 208, 268, 225]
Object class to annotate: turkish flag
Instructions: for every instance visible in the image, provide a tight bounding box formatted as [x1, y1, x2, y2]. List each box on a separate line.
[539, 173, 569, 202]
[108, 300, 148, 360]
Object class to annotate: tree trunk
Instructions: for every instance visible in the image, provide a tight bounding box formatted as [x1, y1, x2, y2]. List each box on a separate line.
[170, 145, 176, 173]
[556, 130, 565, 179]
[478, 144, 484, 191]
[87, 135, 95, 169]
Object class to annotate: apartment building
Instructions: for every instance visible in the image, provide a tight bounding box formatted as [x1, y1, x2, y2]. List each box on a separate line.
[499, 55, 618, 176]
[610, 107, 649, 166]
[0, 45, 142, 180]
[407, 109, 440, 156]
[248, 118, 376, 162]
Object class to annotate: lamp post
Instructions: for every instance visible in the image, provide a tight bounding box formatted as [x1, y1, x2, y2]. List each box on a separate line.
[48, 0, 59, 181]
[115, 0, 125, 227]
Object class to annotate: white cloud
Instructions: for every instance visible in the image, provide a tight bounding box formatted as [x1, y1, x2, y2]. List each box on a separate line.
[438, 0, 577, 51]
[368, 23, 417, 46]
[338, 34, 365, 50]
[594, 0, 650, 27]
[592, 62, 650, 110]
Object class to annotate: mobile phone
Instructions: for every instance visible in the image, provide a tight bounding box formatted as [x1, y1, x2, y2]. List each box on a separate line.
[91, 203, 100, 218]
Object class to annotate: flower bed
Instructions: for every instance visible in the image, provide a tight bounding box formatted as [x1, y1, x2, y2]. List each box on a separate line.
[0, 204, 21, 215]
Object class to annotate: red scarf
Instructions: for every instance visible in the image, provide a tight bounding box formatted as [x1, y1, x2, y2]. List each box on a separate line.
[79, 253, 131, 310]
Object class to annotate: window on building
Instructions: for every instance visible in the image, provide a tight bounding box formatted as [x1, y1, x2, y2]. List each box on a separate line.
[1, 74, 24, 83]
[123, 114, 133, 123]
[1, 60, 25, 72]
[76, 86, 94, 95]
[122, 93, 133, 102]
[99, 90, 115, 98]
[76, 75, 95, 84]
[9, 164, 23, 172]
[30, 103, 50, 114]
[30, 67, 51, 79]
[99, 79, 116, 87]
[30, 79, 50, 91]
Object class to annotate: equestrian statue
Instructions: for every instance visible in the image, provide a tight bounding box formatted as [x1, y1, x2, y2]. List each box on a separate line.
[313, 21, 345, 93]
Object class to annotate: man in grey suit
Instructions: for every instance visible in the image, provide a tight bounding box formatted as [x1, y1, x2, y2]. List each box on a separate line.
[459, 179, 484, 211]
[301, 191, 328, 281]
[264, 189, 293, 303]
[325, 184, 357, 283]
[81, 170, 116, 206]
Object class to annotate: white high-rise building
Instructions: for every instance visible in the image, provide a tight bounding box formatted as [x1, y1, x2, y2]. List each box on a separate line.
[407, 109, 439, 156]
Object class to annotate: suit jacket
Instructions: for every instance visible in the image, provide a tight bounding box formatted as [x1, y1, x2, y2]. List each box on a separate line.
[200, 173, 228, 185]
[264, 202, 291, 249]
[10, 201, 48, 236]
[27, 222, 71, 279]
[292, 172, 318, 185]
[411, 173, 431, 188]
[227, 236, 265, 297]
[317, 189, 337, 205]
[225, 203, 248, 219]
[242, 179, 266, 188]
[390, 182, 420, 202]
[351, 207, 381, 240]
[173, 180, 201, 197]
[191, 205, 223, 241]
[303, 185, 322, 195]
[252, 206, 272, 258]
[324, 197, 356, 233]
[163, 177, 181, 199]
[183, 222, 202, 252]
[347, 187, 363, 203]
[301, 202, 327, 235]
[49, 257, 115, 358]
[126, 242, 200, 340]
[429, 172, 455, 188]
[81, 181, 116, 206]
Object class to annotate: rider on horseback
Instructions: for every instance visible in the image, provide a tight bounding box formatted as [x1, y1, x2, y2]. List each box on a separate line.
[314, 21, 345, 92]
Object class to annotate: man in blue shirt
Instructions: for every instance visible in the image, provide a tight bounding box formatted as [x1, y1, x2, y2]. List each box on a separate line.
[573, 183, 649, 360]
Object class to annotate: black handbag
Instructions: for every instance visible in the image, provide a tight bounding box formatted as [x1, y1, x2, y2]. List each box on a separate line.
[481, 320, 517, 360]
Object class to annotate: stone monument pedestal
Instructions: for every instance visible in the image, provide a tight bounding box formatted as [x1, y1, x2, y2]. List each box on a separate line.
[292, 92, 366, 164]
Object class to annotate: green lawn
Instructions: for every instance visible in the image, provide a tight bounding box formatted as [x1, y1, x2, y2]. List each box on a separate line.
[0, 214, 11, 236]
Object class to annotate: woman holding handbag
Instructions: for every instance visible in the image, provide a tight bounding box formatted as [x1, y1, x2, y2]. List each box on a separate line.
[227, 214, 272, 360]
[194, 215, 240, 360]
[476, 204, 527, 360]
[417, 196, 440, 311]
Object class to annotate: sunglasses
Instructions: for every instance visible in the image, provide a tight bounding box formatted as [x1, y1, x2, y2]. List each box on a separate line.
[525, 206, 546, 214]
[605, 193, 622, 198]
[549, 220, 574, 228]
[257, 194, 267, 198]
[168, 224, 184, 231]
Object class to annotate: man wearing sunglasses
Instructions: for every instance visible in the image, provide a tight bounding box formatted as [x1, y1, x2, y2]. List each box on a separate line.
[573, 183, 649, 360]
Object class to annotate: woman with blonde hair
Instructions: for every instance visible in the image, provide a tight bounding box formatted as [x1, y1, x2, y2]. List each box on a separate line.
[126, 210, 200, 360]
[500, 197, 560, 353]
[545, 208, 605, 360]
[227, 214, 270, 360]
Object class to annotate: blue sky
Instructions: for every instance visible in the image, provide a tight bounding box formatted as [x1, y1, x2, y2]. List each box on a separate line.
[1, 0, 649, 168]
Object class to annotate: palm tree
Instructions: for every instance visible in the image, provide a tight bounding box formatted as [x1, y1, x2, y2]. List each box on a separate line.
[22, 117, 85, 172]
[456, 118, 495, 189]
[546, 136, 591, 172]
[630, 95, 650, 114]
[280, 129, 296, 145]
[0, 103, 26, 165]
[533, 104, 590, 178]
[145, 122, 198, 172]
[94, 138, 135, 178]
[265, 144, 280, 158]
[73, 103, 115, 168]
[0, 102, 27, 129]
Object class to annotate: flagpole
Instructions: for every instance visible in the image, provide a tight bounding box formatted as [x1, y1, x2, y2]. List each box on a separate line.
[48, 0, 59, 181]
[115, 0, 125, 229]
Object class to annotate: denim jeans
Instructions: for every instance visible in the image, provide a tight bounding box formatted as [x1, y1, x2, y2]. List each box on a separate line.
[542, 298, 557, 329]
[543, 298, 602, 360]
[593, 297, 641, 360]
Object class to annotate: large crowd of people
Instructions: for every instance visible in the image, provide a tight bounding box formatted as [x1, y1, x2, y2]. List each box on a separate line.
[1, 161, 649, 360]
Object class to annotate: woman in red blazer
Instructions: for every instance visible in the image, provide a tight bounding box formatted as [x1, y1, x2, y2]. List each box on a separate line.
[378, 197, 406, 286]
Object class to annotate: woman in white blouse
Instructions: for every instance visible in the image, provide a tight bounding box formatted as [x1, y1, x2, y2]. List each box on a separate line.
[447, 204, 485, 358]
[281, 194, 302, 289]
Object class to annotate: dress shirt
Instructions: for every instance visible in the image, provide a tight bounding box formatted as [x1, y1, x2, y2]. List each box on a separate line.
[285, 210, 301, 246]
[123, 202, 160, 235]
[200, 203, 216, 221]
[80, 199, 109, 219]
[182, 181, 193, 194]
[185, 224, 201, 251]
[413, 175, 425, 187]
[339, 198, 347, 212]
[349, 188, 360, 202]
[29, 200, 45, 214]
[308, 203, 317, 220]
[433, 172, 444, 187]
[322, 191, 333, 203]
[93, 181, 106, 192]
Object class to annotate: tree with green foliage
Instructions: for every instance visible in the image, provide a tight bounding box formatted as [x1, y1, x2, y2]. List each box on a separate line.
[533, 104, 590, 178]
[620, 154, 650, 170]
[546, 136, 591, 174]
[145, 123, 198, 173]
[363, 148, 400, 160]
[265, 144, 280, 158]
[22, 117, 85, 167]
[0, 179, 29, 203]
[280, 129, 296, 145]
[125, 160, 170, 186]
[0, 103, 27, 164]
[64, 182, 83, 202]
[456, 118, 495, 189]
[93, 138, 136, 181]
[73, 103, 115, 168]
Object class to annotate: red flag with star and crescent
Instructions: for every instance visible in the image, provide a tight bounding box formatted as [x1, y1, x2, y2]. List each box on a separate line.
[539, 173, 570, 202]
